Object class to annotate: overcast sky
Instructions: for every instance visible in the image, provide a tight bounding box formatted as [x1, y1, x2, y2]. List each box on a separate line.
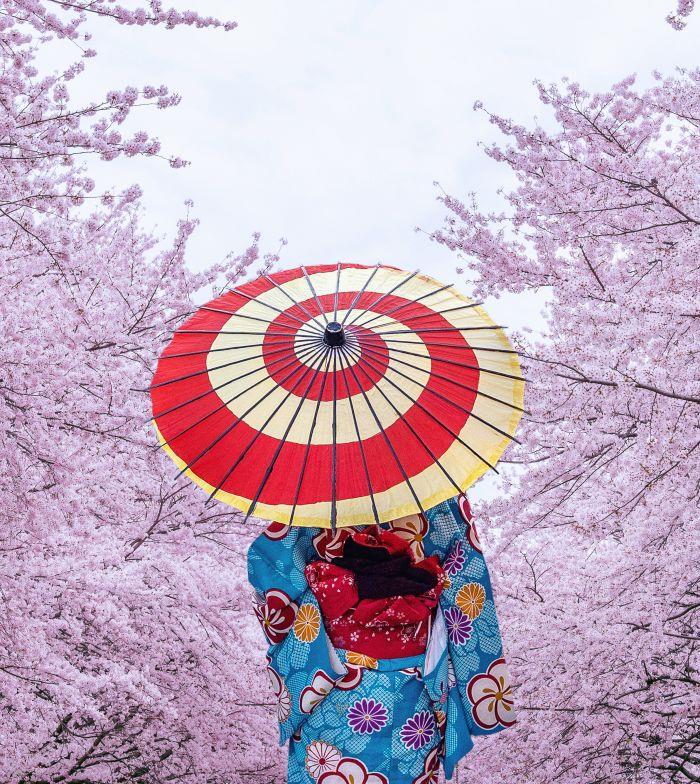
[65, 1, 698, 311]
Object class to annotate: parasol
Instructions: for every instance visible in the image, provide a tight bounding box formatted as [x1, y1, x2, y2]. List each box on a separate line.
[150, 263, 525, 528]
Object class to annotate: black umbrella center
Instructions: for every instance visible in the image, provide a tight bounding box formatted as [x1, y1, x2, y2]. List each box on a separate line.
[323, 321, 346, 348]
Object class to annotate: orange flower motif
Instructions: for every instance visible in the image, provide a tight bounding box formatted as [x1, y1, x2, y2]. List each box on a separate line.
[294, 603, 321, 643]
[455, 583, 486, 619]
[346, 651, 378, 669]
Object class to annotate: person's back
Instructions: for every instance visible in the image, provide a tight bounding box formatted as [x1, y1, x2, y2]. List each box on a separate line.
[247, 494, 515, 783]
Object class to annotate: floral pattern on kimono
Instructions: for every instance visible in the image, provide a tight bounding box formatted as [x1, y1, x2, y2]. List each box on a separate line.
[247, 494, 515, 783]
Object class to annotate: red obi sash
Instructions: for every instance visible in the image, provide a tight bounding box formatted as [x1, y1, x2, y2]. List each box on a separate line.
[305, 527, 445, 659]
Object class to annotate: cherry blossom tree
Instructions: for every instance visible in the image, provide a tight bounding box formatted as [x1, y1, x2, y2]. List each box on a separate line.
[0, 3, 281, 782]
[434, 70, 699, 783]
[667, 0, 695, 29]
[4, 2, 698, 783]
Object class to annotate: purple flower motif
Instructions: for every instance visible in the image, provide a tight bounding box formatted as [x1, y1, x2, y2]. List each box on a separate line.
[400, 710, 435, 750]
[444, 540, 466, 576]
[347, 698, 388, 734]
[444, 606, 473, 645]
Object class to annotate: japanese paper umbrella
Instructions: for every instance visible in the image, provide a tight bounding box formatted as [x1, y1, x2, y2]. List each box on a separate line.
[150, 263, 525, 528]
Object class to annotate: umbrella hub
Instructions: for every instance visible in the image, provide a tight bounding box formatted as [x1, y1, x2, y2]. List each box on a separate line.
[323, 321, 346, 348]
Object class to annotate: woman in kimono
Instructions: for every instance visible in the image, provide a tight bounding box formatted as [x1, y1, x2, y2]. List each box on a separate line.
[247, 494, 515, 784]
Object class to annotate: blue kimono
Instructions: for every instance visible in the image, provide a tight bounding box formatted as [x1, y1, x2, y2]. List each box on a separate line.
[247, 495, 515, 784]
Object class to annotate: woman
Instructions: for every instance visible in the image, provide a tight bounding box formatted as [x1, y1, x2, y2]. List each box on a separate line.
[247, 494, 514, 784]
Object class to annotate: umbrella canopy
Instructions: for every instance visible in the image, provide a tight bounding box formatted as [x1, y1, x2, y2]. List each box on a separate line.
[150, 263, 525, 528]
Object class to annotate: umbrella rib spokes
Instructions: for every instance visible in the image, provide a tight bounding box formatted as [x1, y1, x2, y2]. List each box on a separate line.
[357, 337, 520, 355]
[342, 344, 462, 496]
[338, 344, 426, 517]
[364, 301, 483, 332]
[171, 344, 327, 480]
[357, 337, 527, 382]
[350, 282, 454, 332]
[370, 325, 507, 336]
[243, 346, 332, 522]
[336, 347, 380, 525]
[154, 341, 324, 448]
[301, 266, 330, 325]
[344, 269, 418, 329]
[200, 306, 315, 335]
[338, 263, 381, 328]
[333, 262, 342, 323]
[330, 349, 338, 530]
[151, 340, 320, 423]
[150, 339, 308, 391]
[174, 329, 317, 338]
[155, 338, 313, 361]
[343, 343, 499, 474]
[151, 264, 525, 526]
[353, 343, 523, 446]
[230, 283, 325, 334]
[288, 350, 334, 527]
[205, 346, 330, 505]
[358, 341, 526, 414]
[262, 274, 326, 332]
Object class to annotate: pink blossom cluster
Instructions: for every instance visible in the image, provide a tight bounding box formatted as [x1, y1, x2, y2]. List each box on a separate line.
[1, 0, 236, 43]
[434, 71, 699, 783]
[0, 3, 281, 782]
[667, 0, 695, 29]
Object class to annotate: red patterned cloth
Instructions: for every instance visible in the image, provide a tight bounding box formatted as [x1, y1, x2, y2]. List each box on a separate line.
[304, 527, 445, 659]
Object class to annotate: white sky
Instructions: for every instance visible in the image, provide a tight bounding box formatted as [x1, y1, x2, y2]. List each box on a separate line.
[54, 1, 697, 499]
[65, 1, 698, 315]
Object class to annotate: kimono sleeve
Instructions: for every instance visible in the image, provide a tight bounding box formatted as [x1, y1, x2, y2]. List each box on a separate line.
[247, 523, 342, 745]
[427, 496, 516, 739]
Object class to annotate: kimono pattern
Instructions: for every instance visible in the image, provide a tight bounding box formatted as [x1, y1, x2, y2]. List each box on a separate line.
[247, 495, 515, 783]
